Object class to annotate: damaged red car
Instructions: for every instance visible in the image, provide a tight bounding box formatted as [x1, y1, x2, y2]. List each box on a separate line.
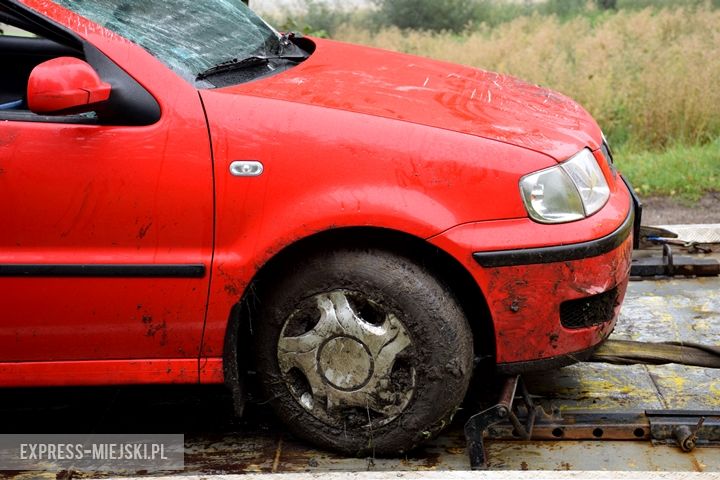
[0, 0, 639, 455]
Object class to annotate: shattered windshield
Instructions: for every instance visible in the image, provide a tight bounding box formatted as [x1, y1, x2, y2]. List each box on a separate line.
[53, 0, 282, 84]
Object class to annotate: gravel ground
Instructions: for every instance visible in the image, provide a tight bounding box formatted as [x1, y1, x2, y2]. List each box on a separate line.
[640, 192, 720, 225]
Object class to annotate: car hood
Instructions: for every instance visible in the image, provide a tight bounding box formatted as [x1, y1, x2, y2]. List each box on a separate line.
[222, 38, 602, 161]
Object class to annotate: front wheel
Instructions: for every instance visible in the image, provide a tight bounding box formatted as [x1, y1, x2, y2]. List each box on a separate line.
[254, 248, 474, 455]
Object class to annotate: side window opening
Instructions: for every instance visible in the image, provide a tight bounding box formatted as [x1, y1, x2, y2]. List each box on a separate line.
[0, 22, 37, 38]
[0, 6, 159, 126]
[0, 16, 84, 115]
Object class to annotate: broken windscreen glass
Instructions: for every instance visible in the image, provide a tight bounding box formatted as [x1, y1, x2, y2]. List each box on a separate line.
[52, 0, 283, 84]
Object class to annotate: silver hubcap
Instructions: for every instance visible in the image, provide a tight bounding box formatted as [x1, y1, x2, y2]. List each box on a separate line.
[277, 290, 415, 428]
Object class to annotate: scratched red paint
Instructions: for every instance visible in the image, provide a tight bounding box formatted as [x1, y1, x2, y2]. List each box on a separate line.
[0, 0, 633, 386]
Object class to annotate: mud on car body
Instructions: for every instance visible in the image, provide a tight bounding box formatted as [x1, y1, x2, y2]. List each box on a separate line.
[0, 0, 637, 455]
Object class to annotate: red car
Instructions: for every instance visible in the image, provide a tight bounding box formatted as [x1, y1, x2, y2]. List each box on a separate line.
[0, 0, 637, 455]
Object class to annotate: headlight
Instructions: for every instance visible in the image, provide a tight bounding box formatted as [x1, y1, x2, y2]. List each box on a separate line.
[520, 149, 610, 224]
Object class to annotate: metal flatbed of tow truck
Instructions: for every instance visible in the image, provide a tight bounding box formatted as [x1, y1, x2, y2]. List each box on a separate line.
[1, 225, 719, 479]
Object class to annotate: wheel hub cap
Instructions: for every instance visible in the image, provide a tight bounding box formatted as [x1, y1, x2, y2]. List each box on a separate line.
[319, 336, 373, 391]
[277, 290, 416, 428]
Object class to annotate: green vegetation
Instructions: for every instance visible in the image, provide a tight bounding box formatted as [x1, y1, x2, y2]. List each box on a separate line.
[267, 1, 357, 38]
[274, 0, 720, 33]
[268, 1, 720, 198]
[373, 0, 477, 33]
[617, 140, 720, 200]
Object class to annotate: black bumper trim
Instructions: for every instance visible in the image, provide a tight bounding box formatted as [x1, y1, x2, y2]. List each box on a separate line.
[473, 203, 634, 268]
[0, 264, 206, 278]
[621, 175, 643, 250]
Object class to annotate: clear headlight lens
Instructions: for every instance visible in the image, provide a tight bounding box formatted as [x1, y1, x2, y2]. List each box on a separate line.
[520, 149, 610, 224]
[520, 167, 585, 223]
[562, 149, 610, 216]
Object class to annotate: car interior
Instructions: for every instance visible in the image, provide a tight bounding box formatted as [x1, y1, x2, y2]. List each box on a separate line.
[0, 4, 160, 126]
[0, 5, 89, 124]
[1, 7, 84, 109]
[0, 35, 84, 110]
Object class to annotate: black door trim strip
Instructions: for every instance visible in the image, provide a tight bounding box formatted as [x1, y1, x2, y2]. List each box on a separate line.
[0, 264, 206, 278]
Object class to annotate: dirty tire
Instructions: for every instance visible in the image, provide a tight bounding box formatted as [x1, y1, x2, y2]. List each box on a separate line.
[254, 248, 474, 455]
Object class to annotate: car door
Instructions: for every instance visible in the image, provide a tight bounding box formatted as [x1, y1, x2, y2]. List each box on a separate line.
[0, 18, 214, 376]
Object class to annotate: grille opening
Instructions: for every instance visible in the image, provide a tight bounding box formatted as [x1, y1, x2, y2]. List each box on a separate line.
[560, 287, 619, 329]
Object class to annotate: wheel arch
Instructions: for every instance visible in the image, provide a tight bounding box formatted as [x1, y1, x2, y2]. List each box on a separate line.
[223, 226, 496, 416]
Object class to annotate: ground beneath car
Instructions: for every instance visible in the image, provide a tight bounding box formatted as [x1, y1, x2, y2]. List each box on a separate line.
[642, 192, 720, 225]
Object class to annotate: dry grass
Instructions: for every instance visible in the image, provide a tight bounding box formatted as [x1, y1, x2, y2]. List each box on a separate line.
[335, 7, 720, 150]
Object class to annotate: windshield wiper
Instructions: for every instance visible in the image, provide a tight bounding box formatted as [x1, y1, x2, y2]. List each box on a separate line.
[197, 53, 306, 80]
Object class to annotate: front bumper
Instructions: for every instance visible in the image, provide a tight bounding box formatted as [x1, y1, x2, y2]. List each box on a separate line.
[429, 182, 635, 371]
[484, 209, 633, 370]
